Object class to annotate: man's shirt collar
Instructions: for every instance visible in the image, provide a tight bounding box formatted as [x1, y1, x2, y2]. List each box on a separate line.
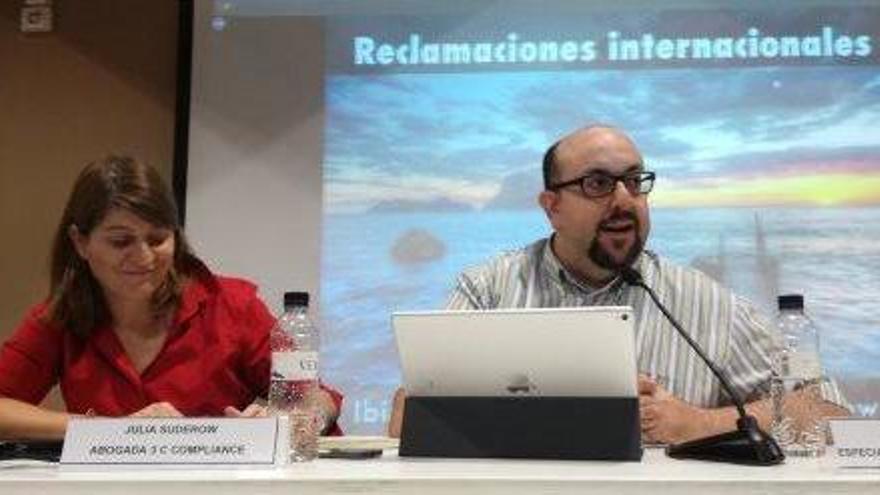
[540, 235, 635, 298]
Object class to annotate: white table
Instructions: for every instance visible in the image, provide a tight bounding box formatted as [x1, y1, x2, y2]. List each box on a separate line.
[1, 448, 878, 495]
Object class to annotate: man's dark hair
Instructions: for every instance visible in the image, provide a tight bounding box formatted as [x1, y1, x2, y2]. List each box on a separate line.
[542, 141, 560, 190]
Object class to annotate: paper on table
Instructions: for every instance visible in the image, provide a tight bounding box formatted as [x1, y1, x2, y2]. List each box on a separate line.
[0, 459, 56, 469]
[318, 436, 399, 451]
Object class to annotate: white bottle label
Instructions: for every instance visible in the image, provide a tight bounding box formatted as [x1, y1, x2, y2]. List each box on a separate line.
[788, 351, 822, 380]
[272, 351, 319, 380]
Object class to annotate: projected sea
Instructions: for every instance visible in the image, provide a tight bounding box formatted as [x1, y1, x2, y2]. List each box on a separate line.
[321, 207, 880, 432]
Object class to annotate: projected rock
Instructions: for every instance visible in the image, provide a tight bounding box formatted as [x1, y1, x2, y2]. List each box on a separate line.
[391, 229, 446, 264]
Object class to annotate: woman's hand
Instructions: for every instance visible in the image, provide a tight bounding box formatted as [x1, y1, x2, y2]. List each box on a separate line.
[130, 402, 183, 418]
[224, 403, 268, 417]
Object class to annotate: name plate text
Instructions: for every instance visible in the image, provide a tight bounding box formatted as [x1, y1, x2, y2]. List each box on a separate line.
[61, 417, 278, 466]
[829, 418, 880, 468]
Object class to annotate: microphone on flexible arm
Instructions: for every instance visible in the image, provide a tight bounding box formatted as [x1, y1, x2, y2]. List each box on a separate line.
[619, 266, 784, 465]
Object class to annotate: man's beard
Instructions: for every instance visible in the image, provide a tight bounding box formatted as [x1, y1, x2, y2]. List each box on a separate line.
[588, 211, 644, 271]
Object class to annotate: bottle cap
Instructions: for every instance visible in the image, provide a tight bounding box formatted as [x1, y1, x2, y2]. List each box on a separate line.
[283, 291, 309, 309]
[777, 294, 804, 311]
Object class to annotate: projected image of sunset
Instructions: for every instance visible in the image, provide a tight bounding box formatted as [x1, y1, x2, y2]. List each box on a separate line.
[320, 63, 880, 432]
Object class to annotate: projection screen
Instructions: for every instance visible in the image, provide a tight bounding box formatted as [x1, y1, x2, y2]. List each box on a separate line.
[188, 0, 880, 433]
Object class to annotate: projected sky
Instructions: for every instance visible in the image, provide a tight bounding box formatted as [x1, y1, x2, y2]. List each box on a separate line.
[325, 67, 880, 215]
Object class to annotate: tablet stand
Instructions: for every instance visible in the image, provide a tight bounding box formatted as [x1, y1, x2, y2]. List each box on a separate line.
[399, 396, 642, 460]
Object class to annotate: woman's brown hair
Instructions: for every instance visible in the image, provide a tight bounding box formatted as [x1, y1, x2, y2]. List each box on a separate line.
[46, 155, 211, 337]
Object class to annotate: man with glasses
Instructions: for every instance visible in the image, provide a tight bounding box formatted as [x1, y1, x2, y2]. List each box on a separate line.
[389, 124, 848, 442]
[445, 125, 659, 313]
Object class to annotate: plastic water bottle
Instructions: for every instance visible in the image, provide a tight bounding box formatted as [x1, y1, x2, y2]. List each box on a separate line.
[770, 294, 827, 457]
[268, 291, 322, 462]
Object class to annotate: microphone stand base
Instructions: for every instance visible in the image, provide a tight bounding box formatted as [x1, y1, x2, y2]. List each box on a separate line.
[666, 416, 785, 466]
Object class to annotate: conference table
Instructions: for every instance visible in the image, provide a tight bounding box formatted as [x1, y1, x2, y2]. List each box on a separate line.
[1, 447, 878, 495]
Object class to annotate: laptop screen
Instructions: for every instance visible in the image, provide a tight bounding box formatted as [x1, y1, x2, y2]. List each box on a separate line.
[393, 306, 637, 398]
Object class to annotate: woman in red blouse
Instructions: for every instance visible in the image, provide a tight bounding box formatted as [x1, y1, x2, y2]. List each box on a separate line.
[0, 156, 342, 440]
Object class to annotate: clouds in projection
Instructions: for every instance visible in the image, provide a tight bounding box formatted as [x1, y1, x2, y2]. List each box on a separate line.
[325, 67, 880, 211]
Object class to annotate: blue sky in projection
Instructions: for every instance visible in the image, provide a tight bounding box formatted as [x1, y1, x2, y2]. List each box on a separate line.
[324, 67, 880, 214]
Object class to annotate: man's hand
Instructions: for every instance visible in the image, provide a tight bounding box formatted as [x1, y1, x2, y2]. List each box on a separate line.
[388, 387, 406, 438]
[130, 402, 183, 418]
[638, 375, 713, 444]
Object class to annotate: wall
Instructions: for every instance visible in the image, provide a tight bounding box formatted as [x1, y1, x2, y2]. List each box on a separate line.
[0, 1, 180, 402]
[186, 6, 325, 316]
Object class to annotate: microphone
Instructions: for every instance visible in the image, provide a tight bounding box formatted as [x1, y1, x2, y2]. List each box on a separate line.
[620, 266, 784, 465]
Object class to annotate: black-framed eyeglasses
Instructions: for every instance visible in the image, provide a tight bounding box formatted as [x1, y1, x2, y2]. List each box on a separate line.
[548, 170, 656, 198]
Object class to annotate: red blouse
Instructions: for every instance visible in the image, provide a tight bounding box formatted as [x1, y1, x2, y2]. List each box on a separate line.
[0, 275, 342, 434]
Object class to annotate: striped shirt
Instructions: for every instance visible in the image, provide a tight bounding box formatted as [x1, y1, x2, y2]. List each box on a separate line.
[446, 237, 848, 410]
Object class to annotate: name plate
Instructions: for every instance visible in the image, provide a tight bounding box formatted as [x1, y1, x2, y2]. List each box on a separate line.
[829, 418, 880, 468]
[61, 417, 280, 466]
